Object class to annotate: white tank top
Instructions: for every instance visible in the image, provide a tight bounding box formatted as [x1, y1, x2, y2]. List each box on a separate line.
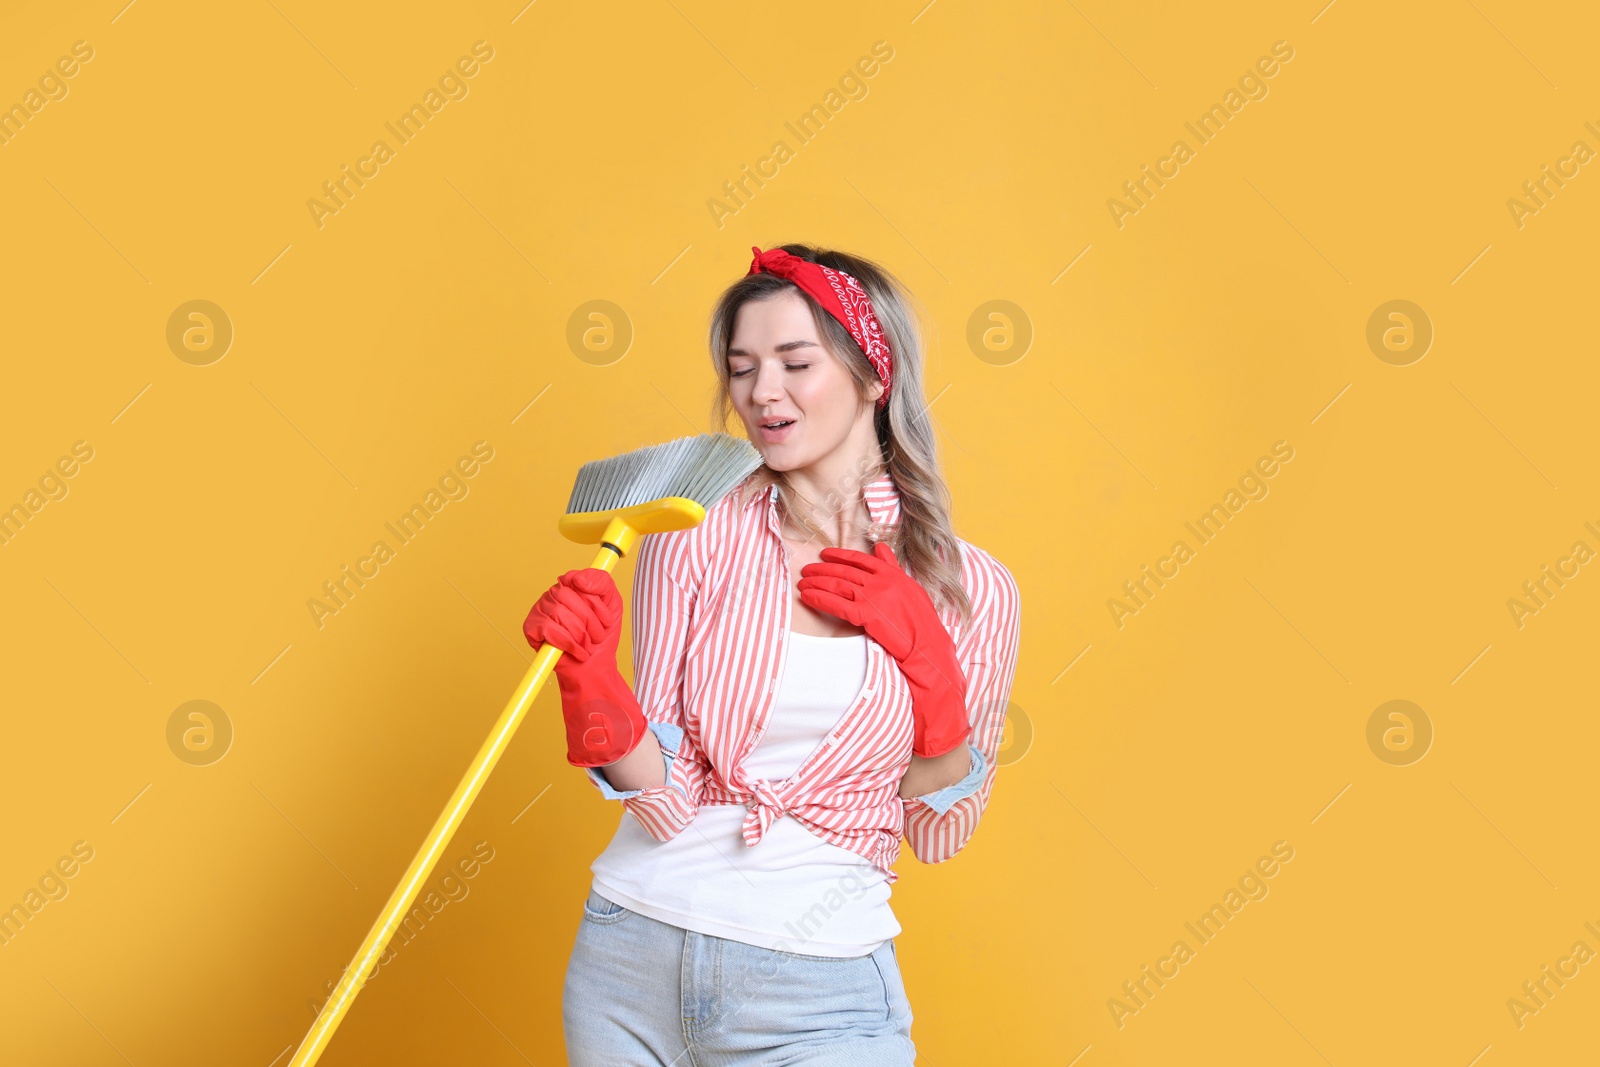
[589, 630, 899, 957]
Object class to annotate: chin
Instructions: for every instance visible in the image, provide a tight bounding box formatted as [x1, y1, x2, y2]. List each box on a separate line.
[759, 451, 797, 471]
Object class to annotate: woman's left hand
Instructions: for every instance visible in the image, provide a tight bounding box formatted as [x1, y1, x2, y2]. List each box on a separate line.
[798, 541, 971, 758]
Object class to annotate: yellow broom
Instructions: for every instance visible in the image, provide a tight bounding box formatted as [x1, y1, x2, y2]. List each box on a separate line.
[288, 431, 763, 1066]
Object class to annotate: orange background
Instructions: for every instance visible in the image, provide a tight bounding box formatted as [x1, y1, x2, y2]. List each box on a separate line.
[1, 1, 1597, 1064]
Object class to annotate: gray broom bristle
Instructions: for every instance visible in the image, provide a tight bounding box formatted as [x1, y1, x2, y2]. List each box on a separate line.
[566, 432, 764, 516]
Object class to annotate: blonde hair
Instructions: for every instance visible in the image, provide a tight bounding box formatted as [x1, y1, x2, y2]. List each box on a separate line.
[705, 243, 971, 628]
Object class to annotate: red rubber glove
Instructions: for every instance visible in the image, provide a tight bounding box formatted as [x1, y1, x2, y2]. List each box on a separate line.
[522, 568, 648, 769]
[797, 541, 971, 758]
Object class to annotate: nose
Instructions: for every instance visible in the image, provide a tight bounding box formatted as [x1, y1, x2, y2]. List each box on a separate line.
[750, 361, 785, 405]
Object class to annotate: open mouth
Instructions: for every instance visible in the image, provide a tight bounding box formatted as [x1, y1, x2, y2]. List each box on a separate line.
[758, 418, 796, 442]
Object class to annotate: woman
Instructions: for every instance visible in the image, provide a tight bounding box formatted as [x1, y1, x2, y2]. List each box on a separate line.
[525, 244, 1021, 1065]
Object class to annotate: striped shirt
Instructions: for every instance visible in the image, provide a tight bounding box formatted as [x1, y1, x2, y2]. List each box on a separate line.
[586, 469, 1022, 884]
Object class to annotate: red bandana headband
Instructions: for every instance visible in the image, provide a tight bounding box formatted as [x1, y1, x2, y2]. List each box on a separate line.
[747, 246, 893, 410]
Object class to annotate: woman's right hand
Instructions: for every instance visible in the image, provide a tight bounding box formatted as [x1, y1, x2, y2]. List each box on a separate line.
[523, 568, 649, 768]
[524, 568, 623, 665]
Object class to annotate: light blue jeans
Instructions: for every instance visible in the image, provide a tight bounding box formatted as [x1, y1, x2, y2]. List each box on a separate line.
[563, 887, 917, 1065]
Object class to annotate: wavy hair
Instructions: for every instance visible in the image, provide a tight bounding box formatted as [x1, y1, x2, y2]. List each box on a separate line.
[705, 243, 971, 628]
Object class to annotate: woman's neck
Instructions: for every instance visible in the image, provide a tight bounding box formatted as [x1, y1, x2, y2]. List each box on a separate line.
[779, 500, 873, 549]
[780, 450, 885, 508]
[776, 454, 886, 548]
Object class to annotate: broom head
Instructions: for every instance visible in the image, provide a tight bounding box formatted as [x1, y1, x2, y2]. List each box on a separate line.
[558, 432, 763, 552]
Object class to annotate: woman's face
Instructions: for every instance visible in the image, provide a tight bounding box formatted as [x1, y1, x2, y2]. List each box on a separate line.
[726, 289, 883, 471]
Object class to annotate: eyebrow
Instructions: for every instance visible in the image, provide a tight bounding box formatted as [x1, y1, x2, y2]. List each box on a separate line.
[727, 339, 822, 358]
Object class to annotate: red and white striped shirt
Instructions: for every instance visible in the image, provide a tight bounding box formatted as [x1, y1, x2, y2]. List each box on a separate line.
[594, 469, 1021, 884]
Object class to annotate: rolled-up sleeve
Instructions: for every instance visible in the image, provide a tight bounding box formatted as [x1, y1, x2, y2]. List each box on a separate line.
[911, 744, 987, 815]
[584, 721, 685, 799]
[903, 548, 1020, 863]
[581, 528, 708, 840]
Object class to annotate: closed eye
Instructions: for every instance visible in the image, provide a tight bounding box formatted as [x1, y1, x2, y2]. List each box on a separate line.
[731, 363, 811, 378]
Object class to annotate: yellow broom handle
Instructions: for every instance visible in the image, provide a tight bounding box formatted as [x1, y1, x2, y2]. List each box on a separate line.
[288, 541, 622, 1067]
